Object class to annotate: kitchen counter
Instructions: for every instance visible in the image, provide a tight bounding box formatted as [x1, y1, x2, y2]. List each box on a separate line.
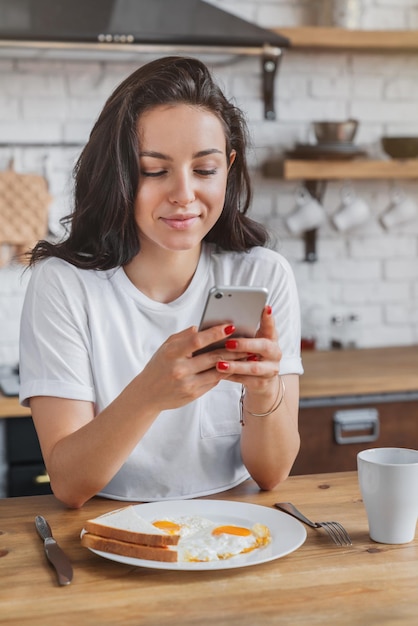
[1, 471, 417, 625]
[299, 344, 418, 399]
[0, 394, 30, 418]
[1, 345, 417, 418]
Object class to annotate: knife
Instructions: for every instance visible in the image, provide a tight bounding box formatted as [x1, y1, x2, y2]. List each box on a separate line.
[35, 515, 73, 585]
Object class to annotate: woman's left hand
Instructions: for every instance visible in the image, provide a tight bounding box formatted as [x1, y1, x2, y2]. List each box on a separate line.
[225, 306, 300, 491]
[215, 305, 281, 396]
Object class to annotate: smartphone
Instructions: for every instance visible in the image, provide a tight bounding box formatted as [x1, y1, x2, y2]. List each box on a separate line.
[194, 286, 269, 355]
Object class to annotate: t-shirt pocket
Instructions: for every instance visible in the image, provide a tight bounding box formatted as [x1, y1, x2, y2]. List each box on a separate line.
[199, 380, 241, 438]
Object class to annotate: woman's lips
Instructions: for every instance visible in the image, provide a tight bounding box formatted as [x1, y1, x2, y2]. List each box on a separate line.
[160, 215, 200, 230]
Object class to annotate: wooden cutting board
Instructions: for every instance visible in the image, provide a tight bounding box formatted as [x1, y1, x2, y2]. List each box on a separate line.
[0, 163, 52, 265]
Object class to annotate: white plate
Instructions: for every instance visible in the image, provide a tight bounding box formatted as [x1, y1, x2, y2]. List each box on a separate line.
[84, 499, 306, 571]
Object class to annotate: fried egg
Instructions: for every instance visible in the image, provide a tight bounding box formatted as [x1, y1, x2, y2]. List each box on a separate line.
[152, 515, 271, 562]
[152, 515, 216, 538]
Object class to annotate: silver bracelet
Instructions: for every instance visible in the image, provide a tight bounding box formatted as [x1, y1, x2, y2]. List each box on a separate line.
[240, 376, 285, 426]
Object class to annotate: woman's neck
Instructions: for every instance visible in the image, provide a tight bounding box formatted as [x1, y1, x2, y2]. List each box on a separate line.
[123, 245, 202, 303]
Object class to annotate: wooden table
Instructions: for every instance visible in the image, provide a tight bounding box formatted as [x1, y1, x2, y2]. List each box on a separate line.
[1, 472, 417, 625]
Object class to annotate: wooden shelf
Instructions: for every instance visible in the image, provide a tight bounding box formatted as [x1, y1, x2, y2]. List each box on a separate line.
[283, 159, 418, 181]
[273, 27, 418, 51]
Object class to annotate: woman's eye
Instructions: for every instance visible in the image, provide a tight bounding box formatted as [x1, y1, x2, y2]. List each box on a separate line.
[140, 170, 166, 177]
[195, 168, 217, 176]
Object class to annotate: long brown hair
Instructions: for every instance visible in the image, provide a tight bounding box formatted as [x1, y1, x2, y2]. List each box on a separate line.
[30, 56, 268, 270]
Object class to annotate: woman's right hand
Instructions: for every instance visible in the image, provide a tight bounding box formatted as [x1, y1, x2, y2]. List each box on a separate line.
[132, 323, 244, 412]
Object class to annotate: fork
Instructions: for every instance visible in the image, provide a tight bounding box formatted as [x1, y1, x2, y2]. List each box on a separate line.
[275, 502, 352, 546]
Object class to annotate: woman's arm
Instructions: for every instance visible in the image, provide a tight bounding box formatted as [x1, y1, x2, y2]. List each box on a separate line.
[30, 322, 242, 509]
[30, 390, 159, 509]
[239, 374, 300, 489]
[216, 306, 301, 490]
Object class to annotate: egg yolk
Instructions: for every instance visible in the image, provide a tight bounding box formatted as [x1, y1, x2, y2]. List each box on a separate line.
[152, 520, 181, 534]
[212, 525, 252, 537]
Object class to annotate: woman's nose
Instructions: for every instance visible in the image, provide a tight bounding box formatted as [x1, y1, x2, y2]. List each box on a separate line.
[168, 172, 196, 205]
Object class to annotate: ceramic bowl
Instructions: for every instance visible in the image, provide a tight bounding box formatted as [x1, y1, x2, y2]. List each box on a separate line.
[313, 119, 358, 144]
[381, 136, 418, 159]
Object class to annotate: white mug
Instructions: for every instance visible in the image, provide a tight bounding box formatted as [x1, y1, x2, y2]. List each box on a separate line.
[357, 447, 418, 544]
[286, 188, 326, 234]
[333, 187, 370, 231]
[319, 0, 363, 28]
[381, 189, 417, 229]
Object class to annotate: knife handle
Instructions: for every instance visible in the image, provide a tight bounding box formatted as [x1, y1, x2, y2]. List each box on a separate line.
[35, 515, 53, 541]
[35, 516, 73, 585]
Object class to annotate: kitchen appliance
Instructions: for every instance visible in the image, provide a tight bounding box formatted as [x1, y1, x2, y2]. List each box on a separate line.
[0, 0, 289, 49]
[0, 0, 290, 120]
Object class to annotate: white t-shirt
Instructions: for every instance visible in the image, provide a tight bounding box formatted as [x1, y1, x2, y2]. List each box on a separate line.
[19, 243, 303, 501]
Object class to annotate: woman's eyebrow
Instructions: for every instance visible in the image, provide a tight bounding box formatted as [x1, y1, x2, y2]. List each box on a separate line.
[140, 150, 171, 160]
[193, 149, 224, 158]
[139, 148, 224, 160]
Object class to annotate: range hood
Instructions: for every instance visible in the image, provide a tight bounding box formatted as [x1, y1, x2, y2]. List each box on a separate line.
[0, 0, 290, 119]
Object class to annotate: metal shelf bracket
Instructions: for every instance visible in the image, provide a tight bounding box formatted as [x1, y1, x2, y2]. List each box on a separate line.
[262, 47, 283, 120]
[303, 180, 327, 262]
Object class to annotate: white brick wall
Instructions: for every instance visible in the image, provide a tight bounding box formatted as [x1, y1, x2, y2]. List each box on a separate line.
[0, 0, 418, 367]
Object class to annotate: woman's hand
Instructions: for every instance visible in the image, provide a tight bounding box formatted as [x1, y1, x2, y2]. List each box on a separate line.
[131, 322, 246, 413]
[214, 306, 282, 397]
[210, 306, 300, 491]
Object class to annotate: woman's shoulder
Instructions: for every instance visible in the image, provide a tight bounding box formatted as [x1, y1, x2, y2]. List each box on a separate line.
[27, 258, 118, 302]
[28, 257, 79, 288]
[30, 257, 115, 282]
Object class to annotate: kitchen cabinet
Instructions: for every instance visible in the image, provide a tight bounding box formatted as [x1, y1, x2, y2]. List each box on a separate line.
[293, 395, 417, 475]
[6, 416, 52, 497]
[292, 345, 418, 475]
[0, 399, 50, 497]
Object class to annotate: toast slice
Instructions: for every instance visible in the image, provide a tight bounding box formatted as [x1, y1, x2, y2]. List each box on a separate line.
[84, 505, 180, 547]
[81, 532, 178, 562]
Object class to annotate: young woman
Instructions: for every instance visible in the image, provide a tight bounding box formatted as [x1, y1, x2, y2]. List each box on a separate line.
[19, 56, 303, 508]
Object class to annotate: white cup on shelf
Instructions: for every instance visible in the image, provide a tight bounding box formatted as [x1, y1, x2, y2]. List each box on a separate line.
[286, 187, 326, 234]
[381, 188, 417, 229]
[332, 186, 370, 231]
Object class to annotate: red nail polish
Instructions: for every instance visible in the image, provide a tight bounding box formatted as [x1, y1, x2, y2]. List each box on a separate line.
[224, 325, 236, 335]
[217, 361, 230, 371]
[225, 339, 238, 349]
[266, 305, 272, 315]
[246, 354, 259, 361]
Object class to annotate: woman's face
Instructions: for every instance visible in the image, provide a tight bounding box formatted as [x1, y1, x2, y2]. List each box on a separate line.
[134, 103, 235, 254]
